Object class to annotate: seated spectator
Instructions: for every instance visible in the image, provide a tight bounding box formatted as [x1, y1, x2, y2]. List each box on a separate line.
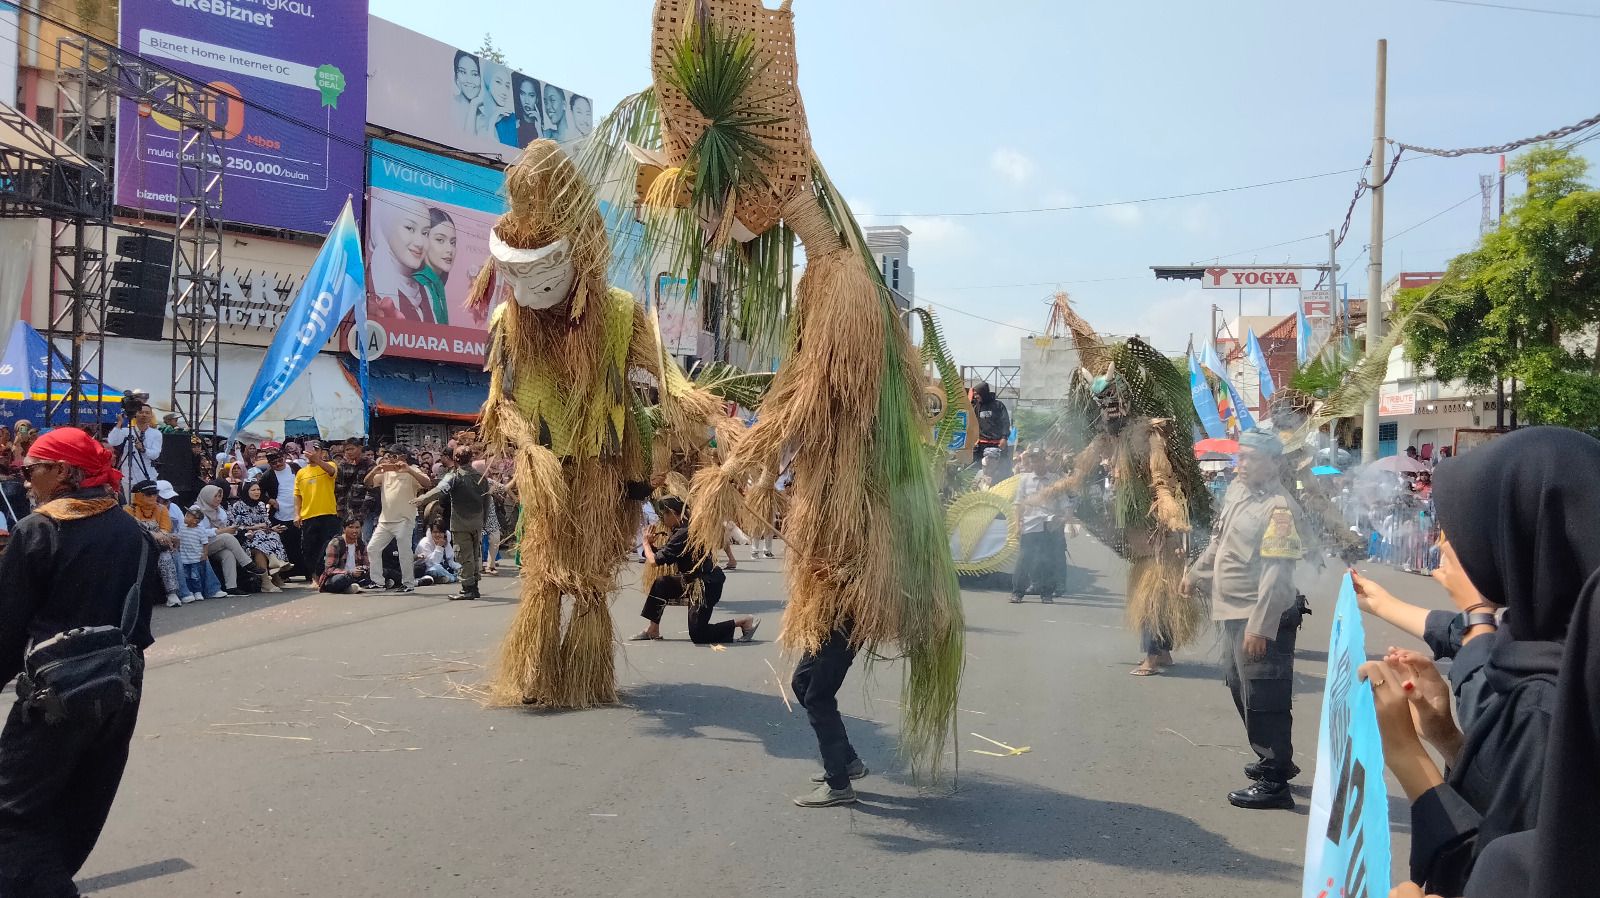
[415, 525, 460, 584]
[124, 479, 183, 607]
[175, 506, 227, 603]
[318, 518, 374, 594]
[194, 484, 265, 594]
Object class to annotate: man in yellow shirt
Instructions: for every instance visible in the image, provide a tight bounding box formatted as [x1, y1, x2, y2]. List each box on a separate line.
[294, 440, 341, 584]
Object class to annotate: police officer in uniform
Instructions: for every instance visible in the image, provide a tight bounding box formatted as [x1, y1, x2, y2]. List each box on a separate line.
[1184, 426, 1310, 810]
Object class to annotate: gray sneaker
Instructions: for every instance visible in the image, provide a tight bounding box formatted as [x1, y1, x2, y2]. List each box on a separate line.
[810, 758, 868, 783]
[793, 783, 857, 808]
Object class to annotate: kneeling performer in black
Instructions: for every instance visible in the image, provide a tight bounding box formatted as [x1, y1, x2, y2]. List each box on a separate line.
[632, 497, 760, 644]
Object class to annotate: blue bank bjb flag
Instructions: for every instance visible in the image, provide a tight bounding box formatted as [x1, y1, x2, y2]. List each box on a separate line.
[1303, 575, 1391, 898]
[232, 199, 367, 439]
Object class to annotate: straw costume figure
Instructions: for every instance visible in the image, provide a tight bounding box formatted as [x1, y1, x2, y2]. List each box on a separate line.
[583, 0, 965, 780]
[1032, 297, 1213, 671]
[469, 139, 724, 709]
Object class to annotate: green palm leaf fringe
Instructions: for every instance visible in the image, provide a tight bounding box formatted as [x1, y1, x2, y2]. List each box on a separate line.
[1314, 284, 1447, 427]
[689, 360, 774, 411]
[911, 306, 968, 456]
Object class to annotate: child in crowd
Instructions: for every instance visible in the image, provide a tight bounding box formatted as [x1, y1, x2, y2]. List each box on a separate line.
[177, 506, 227, 604]
[415, 525, 460, 584]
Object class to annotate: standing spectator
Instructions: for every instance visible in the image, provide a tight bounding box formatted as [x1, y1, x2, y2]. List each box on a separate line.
[175, 506, 226, 603]
[334, 439, 377, 540]
[283, 442, 306, 470]
[1010, 450, 1065, 604]
[294, 441, 341, 585]
[0, 426, 17, 480]
[318, 518, 373, 593]
[107, 404, 161, 500]
[412, 446, 489, 600]
[124, 479, 183, 608]
[229, 481, 288, 592]
[157, 412, 182, 434]
[194, 485, 264, 594]
[970, 381, 1011, 475]
[0, 427, 167, 896]
[364, 445, 431, 594]
[256, 450, 302, 580]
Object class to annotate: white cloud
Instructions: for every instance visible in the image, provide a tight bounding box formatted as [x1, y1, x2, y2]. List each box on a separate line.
[1099, 288, 1208, 358]
[989, 148, 1036, 186]
[901, 215, 970, 249]
[1178, 202, 1221, 239]
[1098, 203, 1143, 228]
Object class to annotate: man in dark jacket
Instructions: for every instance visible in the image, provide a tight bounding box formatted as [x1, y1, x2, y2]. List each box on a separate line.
[0, 427, 164, 897]
[412, 446, 490, 600]
[971, 382, 1012, 476]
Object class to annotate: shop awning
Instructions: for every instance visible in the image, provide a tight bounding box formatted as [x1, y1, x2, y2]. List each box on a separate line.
[100, 337, 367, 439]
[339, 356, 488, 422]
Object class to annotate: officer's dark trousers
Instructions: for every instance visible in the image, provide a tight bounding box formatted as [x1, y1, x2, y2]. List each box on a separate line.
[0, 695, 141, 898]
[791, 628, 859, 789]
[1222, 611, 1301, 782]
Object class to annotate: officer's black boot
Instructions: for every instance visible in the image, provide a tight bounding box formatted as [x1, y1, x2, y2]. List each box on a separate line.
[1228, 780, 1294, 810]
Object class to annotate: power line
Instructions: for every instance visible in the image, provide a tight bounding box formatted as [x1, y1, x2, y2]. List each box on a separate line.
[1200, 232, 1329, 263]
[857, 166, 1368, 219]
[1420, 0, 1600, 18]
[1393, 110, 1600, 158]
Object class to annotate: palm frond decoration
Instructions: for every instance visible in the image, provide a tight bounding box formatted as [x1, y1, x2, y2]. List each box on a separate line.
[574, 88, 662, 196]
[688, 360, 774, 410]
[1314, 283, 1447, 426]
[722, 223, 797, 361]
[911, 307, 967, 453]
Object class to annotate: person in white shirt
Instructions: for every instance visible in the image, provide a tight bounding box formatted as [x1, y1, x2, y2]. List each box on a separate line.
[364, 445, 432, 593]
[415, 526, 460, 584]
[1010, 450, 1068, 604]
[107, 404, 162, 501]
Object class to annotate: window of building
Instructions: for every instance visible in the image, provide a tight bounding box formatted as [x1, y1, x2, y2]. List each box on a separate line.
[891, 258, 900, 290]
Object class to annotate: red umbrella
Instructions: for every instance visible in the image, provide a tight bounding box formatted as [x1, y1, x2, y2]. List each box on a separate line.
[1194, 438, 1239, 458]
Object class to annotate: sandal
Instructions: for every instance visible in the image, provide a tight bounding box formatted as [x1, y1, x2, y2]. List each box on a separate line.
[741, 618, 761, 643]
[1129, 664, 1163, 677]
[629, 629, 663, 641]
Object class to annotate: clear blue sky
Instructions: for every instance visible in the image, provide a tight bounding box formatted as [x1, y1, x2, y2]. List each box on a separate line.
[372, 0, 1600, 364]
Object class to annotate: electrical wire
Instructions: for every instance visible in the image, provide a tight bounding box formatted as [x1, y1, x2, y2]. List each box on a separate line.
[1420, 0, 1600, 19]
[1393, 111, 1600, 158]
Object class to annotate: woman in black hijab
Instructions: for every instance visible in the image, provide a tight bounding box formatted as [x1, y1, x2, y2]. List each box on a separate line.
[1366, 427, 1600, 897]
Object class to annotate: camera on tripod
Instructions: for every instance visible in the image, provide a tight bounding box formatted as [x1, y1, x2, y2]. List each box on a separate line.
[119, 389, 151, 420]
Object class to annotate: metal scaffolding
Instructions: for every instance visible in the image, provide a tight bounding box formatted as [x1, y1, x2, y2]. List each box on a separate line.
[55, 33, 229, 433]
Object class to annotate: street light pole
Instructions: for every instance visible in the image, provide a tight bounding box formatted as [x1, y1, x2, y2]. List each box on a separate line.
[1362, 39, 1387, 464]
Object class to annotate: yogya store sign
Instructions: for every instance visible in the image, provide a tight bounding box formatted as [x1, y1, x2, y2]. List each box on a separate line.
[1202, 267, 1304, 290]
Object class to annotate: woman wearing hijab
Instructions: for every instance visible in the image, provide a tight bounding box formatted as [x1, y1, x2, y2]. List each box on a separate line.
[367, 197, 433, 324]
[229, 481, 289, 592]
[1362, 427, 1600, 897]
[413, 208, 456, 326]
[125, 479, 184, 607]
[195, 484, 265, 595]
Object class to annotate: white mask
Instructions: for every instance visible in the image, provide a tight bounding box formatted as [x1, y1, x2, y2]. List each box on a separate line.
[490, 232, 576, 310]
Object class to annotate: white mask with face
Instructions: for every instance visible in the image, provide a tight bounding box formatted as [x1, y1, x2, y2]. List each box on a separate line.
[490, 232, 576, 310]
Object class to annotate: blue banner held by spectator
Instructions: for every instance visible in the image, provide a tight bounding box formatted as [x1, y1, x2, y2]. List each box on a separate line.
[1302, 575, 1392, 898]
[232, 199, 368, 440]
[1188, 350, 1228, 440]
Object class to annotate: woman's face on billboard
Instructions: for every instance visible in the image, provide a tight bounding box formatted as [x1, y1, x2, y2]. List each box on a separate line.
[427, 218, 457, 274]
[543, 84, 565, 126]
[489, 67, 513, 111]
[454, 56, 480, 101]
[517, 79, 541, 123]
[385, 207, 427, 271]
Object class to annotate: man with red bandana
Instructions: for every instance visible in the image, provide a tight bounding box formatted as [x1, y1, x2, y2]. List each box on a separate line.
[0, 427, 165, 897]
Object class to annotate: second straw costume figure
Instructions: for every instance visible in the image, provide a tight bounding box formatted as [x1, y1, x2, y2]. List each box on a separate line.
[584, 0, 966, 777]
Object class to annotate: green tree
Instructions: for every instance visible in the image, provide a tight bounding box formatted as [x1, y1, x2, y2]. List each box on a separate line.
[1396, 145, 1600, 430]
[476, 34, 508, 65]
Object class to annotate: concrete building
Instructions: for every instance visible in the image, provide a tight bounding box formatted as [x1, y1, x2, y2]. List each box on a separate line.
[865, 225, 914, 311]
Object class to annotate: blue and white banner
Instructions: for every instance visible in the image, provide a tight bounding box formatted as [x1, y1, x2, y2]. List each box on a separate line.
[1188, 350, 1228, 440]
[1221, 372, 1257, 434]
[1297, 302, 1316, 368]
[232, 198, 367, 440]
[1303, 575, 1392, 898]
[1245, 329, 1276, 400]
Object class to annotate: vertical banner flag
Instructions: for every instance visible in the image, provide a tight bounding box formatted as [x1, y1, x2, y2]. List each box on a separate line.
[1223, 376, 1256, 433]
[1297, 302, 1315, 367]
[1197, 342, 1257, 435]
[1246, 329, 1276, 400]
[1188, 351, 1228, 440]
[1303, 575, 1392, 897]
[232, 199, 367, 438]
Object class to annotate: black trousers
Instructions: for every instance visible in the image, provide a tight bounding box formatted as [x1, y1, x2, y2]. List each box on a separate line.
[1012, 530, 1059, 598]
[1221, 609, 1303, 782]
[276, 518, 303, 578]
[300, 515, 340, 584]
[640, 570, 737, 644]
[792, 627, 859, 789]
[0, 695, 141, 898]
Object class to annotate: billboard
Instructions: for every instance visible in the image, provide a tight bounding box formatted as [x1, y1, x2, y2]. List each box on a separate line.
[115, 0, 368, 234]
[367, 16, 593, 162]
[364, 138, 505, 364]
[1201, 266, 1304, 289]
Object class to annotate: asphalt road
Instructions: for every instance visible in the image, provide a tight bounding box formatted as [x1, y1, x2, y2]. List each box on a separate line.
[74, 536, 1451, 897]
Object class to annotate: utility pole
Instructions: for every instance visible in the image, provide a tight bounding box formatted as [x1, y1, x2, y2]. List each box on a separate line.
[1328, 229, 1340, 341]
[1361, 39, 1387, 464]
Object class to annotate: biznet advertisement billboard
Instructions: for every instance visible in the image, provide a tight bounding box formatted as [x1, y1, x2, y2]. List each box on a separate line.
[115, 0, 368, 234]
[363, 138, 505, 364]
[366, 16, 594, 163]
